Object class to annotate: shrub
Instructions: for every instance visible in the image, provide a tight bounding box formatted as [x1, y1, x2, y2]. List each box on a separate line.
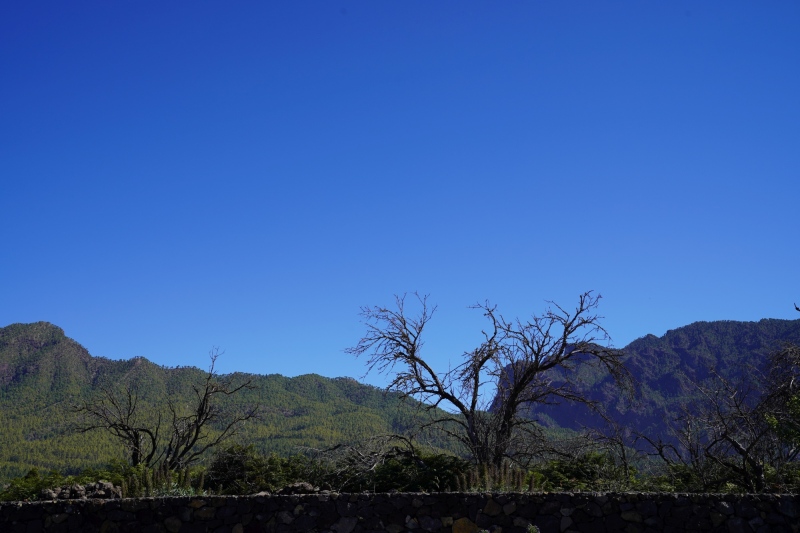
[207, 445, 311, 494]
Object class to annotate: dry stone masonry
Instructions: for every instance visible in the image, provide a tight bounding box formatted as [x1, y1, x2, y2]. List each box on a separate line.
[38, 482, 122, 501]
[1, 492, 799, 533]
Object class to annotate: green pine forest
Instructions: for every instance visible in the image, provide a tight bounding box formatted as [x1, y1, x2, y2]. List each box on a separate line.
[3, 317, 800, 498]
[0, 322, 455, 482]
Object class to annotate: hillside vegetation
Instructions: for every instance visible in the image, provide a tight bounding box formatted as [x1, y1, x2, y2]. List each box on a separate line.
[0, 322, 450, 482]
[3, 318, 800, 493]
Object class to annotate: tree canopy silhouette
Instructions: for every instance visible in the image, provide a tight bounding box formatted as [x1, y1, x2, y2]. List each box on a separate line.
[348, 291, 631, 467]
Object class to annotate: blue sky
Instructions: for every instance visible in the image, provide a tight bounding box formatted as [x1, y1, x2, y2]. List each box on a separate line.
[1, 1, 798, 385]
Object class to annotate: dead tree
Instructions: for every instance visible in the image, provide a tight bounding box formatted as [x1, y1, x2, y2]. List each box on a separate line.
[639, 304, 800, 492]
[160, 351, 260, 470]
[644, 360, 800, 492]
[303, 434, 420, 491]
[697, 372, 779, 492]
[764, 342, 800, 454]
[74, 381, 161, 467]
[75, 350, 259, 470]
[642, 403, 739, 492]
[347, 291, 631, 468]
[578, 410, 643, 490]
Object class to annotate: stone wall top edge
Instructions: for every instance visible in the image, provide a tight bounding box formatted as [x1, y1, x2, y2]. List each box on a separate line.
[2, 491, 800, 506]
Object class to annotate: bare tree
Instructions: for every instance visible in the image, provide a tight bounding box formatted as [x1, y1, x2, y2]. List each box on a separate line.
[764, 342, 800, 455]
[303, 434, 420, 491]
[697, 372, 785, 492]
[640, 403, 724, 492]
[579, 410, 643, 490]
[160, 351, 260, 470]
[644, 356, 800, 492]
[347, 291, 631, 467]
[74, 381, 161, 467]
[75, 350, 259, 470]
[641, 304, 800, 492]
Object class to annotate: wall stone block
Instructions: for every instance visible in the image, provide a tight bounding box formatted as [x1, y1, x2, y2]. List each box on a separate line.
[2, 492, 800, 532]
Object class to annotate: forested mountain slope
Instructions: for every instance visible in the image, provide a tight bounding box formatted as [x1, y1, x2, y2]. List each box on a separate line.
[0, 322, 438, 483]
[5, 319, 799, 484]
[526, 318, 800, 435]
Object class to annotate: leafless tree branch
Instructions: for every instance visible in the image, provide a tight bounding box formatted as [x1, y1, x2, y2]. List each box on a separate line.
[74, 349, 259, 471]
[348, 291, 631, 467]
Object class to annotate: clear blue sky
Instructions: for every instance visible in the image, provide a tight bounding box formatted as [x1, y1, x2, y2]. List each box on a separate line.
[2, 1, 798, 385]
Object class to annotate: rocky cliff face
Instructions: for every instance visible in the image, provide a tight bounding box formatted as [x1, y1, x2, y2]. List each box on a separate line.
[514, 318, 800, 435]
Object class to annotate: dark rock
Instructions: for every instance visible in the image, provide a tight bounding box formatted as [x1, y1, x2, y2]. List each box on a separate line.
[727, 517, 750, 533]
[532, 514, 560, 533]
[0, 491, 799, 533]
[674, 496, 691, 507]
[584, 502, 603, 518]
[419, 515, 441, 532]
[574, 518, 605, 533]
[735, 503, 759, 519]
[778, 498, 797, 518]
[637, 501, 658, 518]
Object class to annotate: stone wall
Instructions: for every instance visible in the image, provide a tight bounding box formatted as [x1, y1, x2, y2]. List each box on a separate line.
[2, 492, 799, 533]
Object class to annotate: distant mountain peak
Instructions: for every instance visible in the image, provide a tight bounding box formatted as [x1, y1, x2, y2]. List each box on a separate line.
[524, 317, 800, 433]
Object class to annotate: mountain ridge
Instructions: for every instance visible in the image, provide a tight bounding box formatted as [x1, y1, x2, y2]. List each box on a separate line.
[524, 317, 800, 434]
[0, 322, 442, 482]
[3, 317, 800, 482]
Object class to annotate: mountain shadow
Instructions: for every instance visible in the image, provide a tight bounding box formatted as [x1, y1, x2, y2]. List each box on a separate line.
[518, 318, 800, 438]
